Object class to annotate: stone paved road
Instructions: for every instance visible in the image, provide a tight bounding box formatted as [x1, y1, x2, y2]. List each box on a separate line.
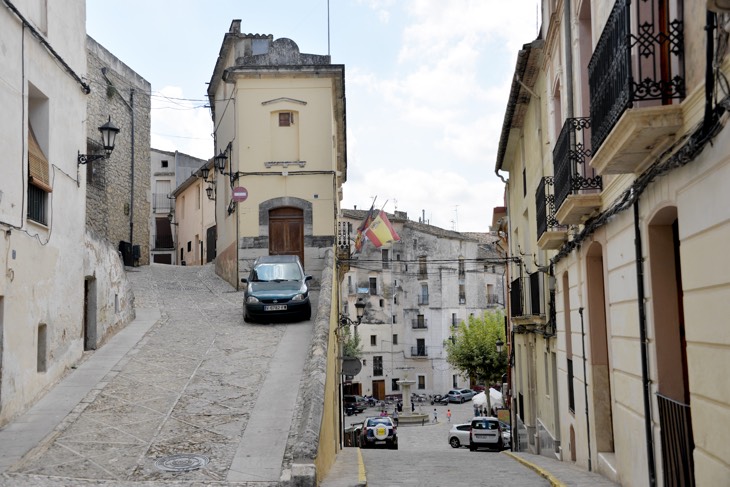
[345, 401, 550, 487]
[1, 264, 317, 486]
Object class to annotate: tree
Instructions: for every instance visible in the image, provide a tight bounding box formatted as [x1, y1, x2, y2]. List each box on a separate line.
[341, 324, 362, 358]
[444, 310, 507, 413]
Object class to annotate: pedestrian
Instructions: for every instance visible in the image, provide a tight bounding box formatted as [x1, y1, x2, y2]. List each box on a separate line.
[433, 408, 438, 423]
[411, 401, 415, 413]
[393, 407, 399, 426]
[473, 403, 479, 417]
[447, 409, 451, 423]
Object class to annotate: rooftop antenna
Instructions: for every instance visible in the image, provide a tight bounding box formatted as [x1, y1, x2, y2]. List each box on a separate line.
[327, 0, 331, 56]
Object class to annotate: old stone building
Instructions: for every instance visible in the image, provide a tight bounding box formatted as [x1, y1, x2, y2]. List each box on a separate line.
[338, 209, 506, 398]
[86, 36, 151, 266]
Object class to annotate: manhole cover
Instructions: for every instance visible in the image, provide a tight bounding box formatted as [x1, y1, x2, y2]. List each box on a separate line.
[154, 454, 210, 472]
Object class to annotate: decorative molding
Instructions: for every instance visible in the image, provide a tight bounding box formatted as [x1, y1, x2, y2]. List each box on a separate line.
[261, 97, 307, 106]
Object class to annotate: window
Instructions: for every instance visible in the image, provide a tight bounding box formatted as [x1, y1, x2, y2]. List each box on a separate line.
[415, 314, 426, 329]
[418, 375, 426, 390]
[416, 338, 426, 356]
[369, 277, 377, 295]
[392, 378, 400, 391]
[373, 356, 383, 376]
[523, 167, 527, 197]
[278, 112, 293, 127]
[370, 335, 376, 346]
[27, 88, 51, 225]
[418, 256, 427, 279]
[568, 359, 575, 413]
[453, 375, 458, 388]
[458, 257, 465, 278]
[382, 249, 389, 269]
[379, 299, 384, 307]
[419, 284, 429, 305]
[459, 284, 466, 304]
[187, 241, 192, 252]
[392, 334, 398, 345]
[161, 159, 169, 168]
[452, 313, 458, 327]
[392, 315, 397, 324]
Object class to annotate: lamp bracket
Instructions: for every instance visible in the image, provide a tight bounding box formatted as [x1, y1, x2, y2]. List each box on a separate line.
[77, 152, 107, 165]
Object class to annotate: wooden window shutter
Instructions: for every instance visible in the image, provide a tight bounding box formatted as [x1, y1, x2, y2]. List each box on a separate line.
[28, 125, 52, 192]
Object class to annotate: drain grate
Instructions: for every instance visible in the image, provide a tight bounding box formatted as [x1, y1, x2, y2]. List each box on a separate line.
[154, 453, 210, 472]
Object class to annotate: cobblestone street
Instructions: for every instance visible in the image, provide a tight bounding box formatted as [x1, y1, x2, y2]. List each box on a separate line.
[0, 264, 317, 486]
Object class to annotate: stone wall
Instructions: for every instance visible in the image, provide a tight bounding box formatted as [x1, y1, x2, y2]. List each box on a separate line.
[86, 36, 151, 265]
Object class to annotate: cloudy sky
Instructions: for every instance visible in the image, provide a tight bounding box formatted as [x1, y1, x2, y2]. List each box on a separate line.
[87, 0, 540, 232]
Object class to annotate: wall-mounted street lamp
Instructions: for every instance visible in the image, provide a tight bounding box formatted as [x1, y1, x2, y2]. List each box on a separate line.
[167, 212, 178, 226]
[200, 166, 210, 180]
[496, 338, 504, 354]
[214, 150, 228, 172]
[206, 185, 215, 200]
[78, 116, 120, 165]
[339, 298, 366, 328]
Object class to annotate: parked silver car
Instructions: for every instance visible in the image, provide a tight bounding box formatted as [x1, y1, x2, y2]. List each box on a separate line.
[446, 388, 476, 403]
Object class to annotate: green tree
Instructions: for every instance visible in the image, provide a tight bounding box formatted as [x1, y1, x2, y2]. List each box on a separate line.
[341, 325, 362, 358]
[444, 310, 507, 411]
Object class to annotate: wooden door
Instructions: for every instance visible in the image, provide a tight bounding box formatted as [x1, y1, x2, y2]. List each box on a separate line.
[268, 207, 304, 266]
[372, 380, 385, 400]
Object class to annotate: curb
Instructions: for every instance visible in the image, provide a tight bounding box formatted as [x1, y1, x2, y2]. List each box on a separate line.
[356, 448, 367, 486]
[502, 451, 566, 487]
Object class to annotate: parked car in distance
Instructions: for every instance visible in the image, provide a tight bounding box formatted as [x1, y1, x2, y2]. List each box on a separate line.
[433, 393, 450, 405]
[447, 388, 476, 403]
[500, 420, 511, 448]
[359, 416, 398, 449]
[241, 255, 312, 323]
[469, 416, 503, 451]
[448, 423, 472, 448]
[344, 395, 368, 415]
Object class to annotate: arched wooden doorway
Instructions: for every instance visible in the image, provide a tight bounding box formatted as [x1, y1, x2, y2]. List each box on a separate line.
[268, 207, 304, 266]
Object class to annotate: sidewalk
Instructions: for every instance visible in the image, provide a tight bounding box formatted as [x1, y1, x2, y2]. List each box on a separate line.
[504, 451, 621, 487]
[0, 307, 162, 473]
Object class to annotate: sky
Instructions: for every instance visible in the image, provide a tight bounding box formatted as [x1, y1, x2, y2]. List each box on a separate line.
[87, 0, 541, 233]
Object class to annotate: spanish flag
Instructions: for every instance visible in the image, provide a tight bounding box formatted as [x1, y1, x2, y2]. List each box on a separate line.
[365, 211, 400, 248]
[354, 203, 376, 253]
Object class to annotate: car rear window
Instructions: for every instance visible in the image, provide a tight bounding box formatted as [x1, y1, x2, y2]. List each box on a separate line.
[472, 420, 499, 430]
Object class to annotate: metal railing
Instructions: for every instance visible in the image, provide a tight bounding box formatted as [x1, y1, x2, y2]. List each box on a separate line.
[536, 177, 562, 239]
[411, 318, 428, 329]
[152, 193, 173, 213]
[153, 233, 174, 249]
[657, 393, 695, 487]
[588, 0, 685, 153]
[410, 346, 428, 357]
[553, 118, 601, 213]
[510, 274, 544, 318]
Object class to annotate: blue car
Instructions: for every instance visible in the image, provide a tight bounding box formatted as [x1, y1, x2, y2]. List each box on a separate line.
[241, 255, 312, 323]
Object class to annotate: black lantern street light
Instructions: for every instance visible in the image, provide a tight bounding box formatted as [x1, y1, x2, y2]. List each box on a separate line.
[214, 150, 227, 172]
[167, 212, 178, 226]
[496, 338, 504, 354]
[200, 166, 210, 180]
[205, 185, 214, 200]
[78, 116, 120, 165]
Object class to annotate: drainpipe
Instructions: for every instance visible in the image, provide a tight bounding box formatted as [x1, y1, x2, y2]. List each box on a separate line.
[578, 306, 592, 471]
[634, 200, 657, 487]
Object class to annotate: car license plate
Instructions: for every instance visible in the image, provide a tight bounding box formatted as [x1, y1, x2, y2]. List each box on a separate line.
[265, 305, 287, 311]
[375, 440, 386, 445]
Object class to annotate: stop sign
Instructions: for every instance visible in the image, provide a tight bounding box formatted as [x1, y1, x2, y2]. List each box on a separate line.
[232, 187, 248, 202]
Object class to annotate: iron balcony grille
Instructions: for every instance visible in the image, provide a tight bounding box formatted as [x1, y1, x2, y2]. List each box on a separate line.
[154, 233, 174, 249]
[588, 0, 685, 154]
[411, 318, 428, 329]
[152, 193, 173, 213]
[536, 177, 564, 239]
[27, 184, 47, 225]
[553, 118, 602, 213]
[411, 346, 428, 357]
[657, 393, 695, 487]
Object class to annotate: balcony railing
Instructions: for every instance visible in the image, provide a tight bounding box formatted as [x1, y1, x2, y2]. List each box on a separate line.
[553, 118, 601, 212]
[410, 346, 428, 357]
[152, 193, 173, 213]
[411, 319, 428, 329]
[536, 177, 562, 238]
[418, 295, 429, 306]
[657, 393, 695, 487]
[588, 0, 684, 154]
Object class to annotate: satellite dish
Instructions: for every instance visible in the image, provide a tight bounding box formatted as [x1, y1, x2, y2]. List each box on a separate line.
[342, 357, 362, 376]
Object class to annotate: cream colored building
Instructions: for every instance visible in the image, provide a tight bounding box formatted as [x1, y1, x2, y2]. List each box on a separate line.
[207, 21, 346, 287]
[496, 1, 730, 485]
[171, 160, 216, 266]
[0, 1, 134, 425]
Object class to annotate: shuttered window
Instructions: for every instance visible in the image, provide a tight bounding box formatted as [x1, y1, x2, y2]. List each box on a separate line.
[28, 125, 52, 192]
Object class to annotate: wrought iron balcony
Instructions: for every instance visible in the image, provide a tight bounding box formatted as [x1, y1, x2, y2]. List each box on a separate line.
[410, 346, 428, 357]
[553, 118, 602, 225]
[536, 177, 567, 250]
[153, 233, 174, 249]
[411, 318, 428, 329]
[152, 193, 173, 213]
[588, 0, 684, 174]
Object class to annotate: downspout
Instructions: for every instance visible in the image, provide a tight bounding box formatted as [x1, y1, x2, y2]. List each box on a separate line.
[578, 306, 592, 471]
[129, 89, 135, 247]
[634, 200, 656, 487]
